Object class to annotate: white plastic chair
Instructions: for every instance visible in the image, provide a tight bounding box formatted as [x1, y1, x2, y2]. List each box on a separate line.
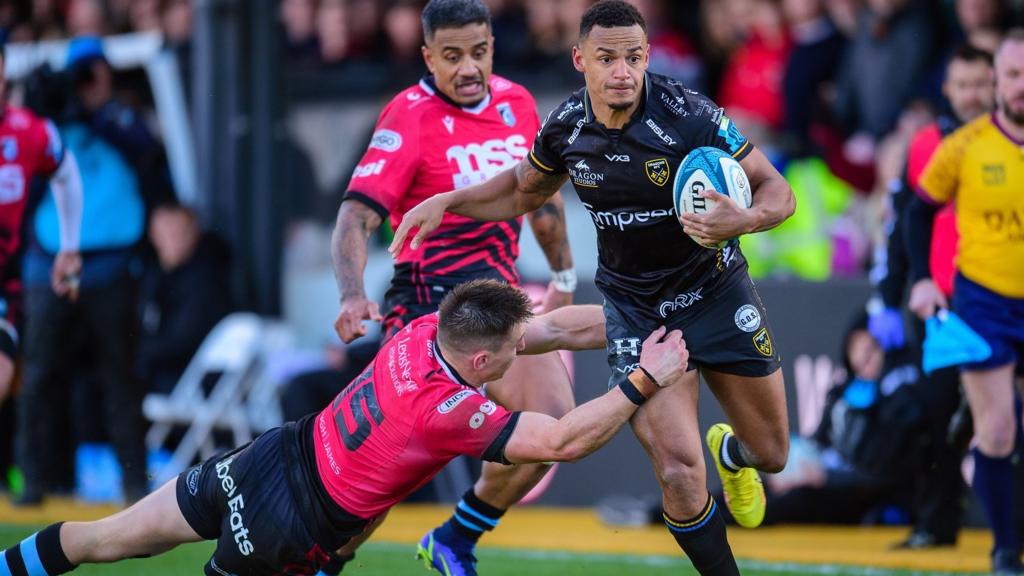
[143, 312, 265, 485]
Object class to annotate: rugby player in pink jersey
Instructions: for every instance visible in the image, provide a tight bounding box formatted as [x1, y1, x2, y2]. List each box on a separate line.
[0, 280, 688, 576]
[332, 1, 577, 572]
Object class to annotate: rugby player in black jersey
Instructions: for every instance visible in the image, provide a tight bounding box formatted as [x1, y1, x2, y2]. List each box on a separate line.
[392, 2, 795, 574]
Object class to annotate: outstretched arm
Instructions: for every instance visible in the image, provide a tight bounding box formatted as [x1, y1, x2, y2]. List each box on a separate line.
[389, 159, 568, 254]
[521, 304, 605, 355]
[503, 326, 687, 464]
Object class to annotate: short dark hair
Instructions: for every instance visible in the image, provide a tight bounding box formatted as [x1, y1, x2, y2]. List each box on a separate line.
[579, 0, 647, 41]
[438, 279, 533, 353]
[421, 0, 491, 43]
[949, 44, 993, 67]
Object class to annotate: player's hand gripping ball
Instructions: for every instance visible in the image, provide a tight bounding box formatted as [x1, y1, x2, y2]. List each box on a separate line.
[673, 146, 752, 249]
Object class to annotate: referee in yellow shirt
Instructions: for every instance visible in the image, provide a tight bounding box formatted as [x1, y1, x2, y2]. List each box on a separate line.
[907, 30, 1024, 575]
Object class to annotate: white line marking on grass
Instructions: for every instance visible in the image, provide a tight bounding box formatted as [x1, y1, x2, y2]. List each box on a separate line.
[363, 542, 980, 576]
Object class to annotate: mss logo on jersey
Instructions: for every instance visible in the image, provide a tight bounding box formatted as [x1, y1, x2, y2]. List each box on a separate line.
[447, 135, 528, 189]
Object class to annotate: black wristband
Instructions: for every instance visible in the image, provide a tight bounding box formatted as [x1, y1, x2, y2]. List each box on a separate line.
[618, 379, 647, 406]
[639, 366, 659, 388]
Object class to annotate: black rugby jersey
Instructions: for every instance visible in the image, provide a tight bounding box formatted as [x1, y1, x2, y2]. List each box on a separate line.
[528, 72, 753, 300]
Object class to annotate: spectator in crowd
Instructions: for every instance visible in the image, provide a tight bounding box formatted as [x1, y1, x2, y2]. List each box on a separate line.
[318, 0, 350, 64]
[834, 0, 936, 141]
[956, 0, 1004, 52]
[15, 37, 171, 507]
[66, 0, 106, 37]
[159, 0, 191, 46]
[136, 204, 232, 396]
[781, 0, 847, 156]
[719, 0, 792, 146]
[129, 0, 162, 34]
[632, 0, 704, 91]
[281, 0, 321, 63]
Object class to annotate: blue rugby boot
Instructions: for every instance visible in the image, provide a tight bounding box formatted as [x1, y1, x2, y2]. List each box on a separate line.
[416, 527, 478, 576]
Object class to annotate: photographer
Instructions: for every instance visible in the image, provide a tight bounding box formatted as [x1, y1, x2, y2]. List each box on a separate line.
[15, 37, 172, 506]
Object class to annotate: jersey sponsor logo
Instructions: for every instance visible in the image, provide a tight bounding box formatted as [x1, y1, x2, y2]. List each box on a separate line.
[605, 154, 630, 162]
[407, 92, 422, 101]
[753, 327, 773, 357]
[447, 135, 528, 189]
[583, 202, 676, 231]
[645, 118, 677, 146]
[1, 137, 17, 161]
[658, 288, 704, 318]
[352, 159, 386, 178]
[659, 92, 689, 117]
[0, 165, 26, 204]
[610, 337, 641, 357]
[645, 158, 670, 186]
[569, 159, 604, 188]
[214, 456, 255, 556]
[497, 102, 517, 127]
[492, 78, 513, 92]
[557, 100, 584, 121]
[567, 118, 585, 145]
[734, 304, 761, 333]
[469, 412, 486, 429]
[443, 115, 455, 134]
[438, 389, 477, 414]
[388, 335, 418, 396]
[479, 400, 497, 415]
[185, 464, 202, 496]
[370, 129, 403, 152]
[982, 164, 1006, 186]
[982, 209, 1024, 241]
[575, 159, 591, 171]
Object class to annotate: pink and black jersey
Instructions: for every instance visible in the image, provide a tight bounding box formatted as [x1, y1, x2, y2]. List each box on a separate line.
[0, 106, 63, 286]
[311, 313, 520, 519]
[344, 75, 540, 295]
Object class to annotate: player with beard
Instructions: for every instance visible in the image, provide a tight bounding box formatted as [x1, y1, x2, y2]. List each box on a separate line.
[332, 1, 576, 574]
[907, 30, 1024, 575]
[392, 2, 796, 574]
[868, 44, 994, 549]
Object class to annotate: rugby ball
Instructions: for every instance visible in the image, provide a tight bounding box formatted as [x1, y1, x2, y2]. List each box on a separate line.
[673, 146, 752, 248]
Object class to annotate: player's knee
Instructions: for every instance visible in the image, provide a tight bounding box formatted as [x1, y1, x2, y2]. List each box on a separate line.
[655, 459, 702, 494]
[977, 416, 1016, 457]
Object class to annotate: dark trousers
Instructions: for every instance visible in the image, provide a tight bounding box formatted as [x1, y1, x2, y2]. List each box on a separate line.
[16, 274, 148, 497]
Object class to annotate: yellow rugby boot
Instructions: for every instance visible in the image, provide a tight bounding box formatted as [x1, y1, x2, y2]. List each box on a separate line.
[706, 423, 765, 528]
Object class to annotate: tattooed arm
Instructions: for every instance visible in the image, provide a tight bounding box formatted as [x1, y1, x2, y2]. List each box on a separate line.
[332, 199, 385, 342]
[527, 193, 575, 311]
[390, 159, 568, 253]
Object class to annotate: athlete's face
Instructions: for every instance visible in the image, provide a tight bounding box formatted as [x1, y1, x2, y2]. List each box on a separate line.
[472, 323, 527, 383]
[422, 23, 494, 107]
[944, 58, 994, 124]
[995, 39, 1024, 125]
[573, 24, 649, 112]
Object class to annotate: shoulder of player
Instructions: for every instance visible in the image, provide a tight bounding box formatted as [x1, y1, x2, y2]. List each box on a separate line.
[646, 75, 722, 131]
[379, 84, 435, 123]
[488, 75, 533, 103]
[941, 114, 995, 153]
[541, 88, 587, 130]
[0, 105, 46, 133]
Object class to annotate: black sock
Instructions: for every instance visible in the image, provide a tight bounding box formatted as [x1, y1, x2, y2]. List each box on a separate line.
[663, 495, 739, 576]
[721, 432, 752, 473]
[1, 522, 77, 575]
[439, 489, 506, 543]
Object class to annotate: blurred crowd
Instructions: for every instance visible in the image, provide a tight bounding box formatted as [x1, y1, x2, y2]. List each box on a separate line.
[0, 0, 1020, 543]
[2, 0, 1023, 279]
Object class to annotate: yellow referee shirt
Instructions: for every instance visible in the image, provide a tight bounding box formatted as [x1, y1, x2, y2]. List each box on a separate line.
[918, 113, 1024, 298]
